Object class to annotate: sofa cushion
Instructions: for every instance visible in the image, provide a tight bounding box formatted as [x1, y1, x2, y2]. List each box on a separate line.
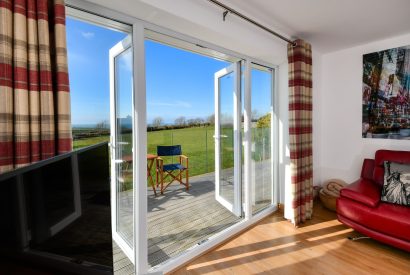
[360, 158, 375, 181]
[373, 150, 410, 187]
[337, 197, 410, 242]
[381, 161, 410, 206]
[340, 179, 381, 207]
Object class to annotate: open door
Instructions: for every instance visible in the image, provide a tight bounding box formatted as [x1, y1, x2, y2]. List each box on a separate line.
[109, 36, 135, 263]
[214, 62, 242, 217]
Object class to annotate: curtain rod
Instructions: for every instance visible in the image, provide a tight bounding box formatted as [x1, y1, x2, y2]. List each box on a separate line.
[206, 0, 296, 46]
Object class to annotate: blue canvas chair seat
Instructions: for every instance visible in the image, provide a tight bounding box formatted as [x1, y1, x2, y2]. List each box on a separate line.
[163, 163, 186, 171]
[156, 145, 189, 194]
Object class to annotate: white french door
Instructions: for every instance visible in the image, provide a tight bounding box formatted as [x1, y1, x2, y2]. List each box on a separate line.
[214, 62, 242, 217]
[109, 36, 135, 263]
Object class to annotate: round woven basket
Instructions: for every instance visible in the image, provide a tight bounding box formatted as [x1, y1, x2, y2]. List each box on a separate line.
[319, 189, 337, 211]
[319, 179, 347, 211]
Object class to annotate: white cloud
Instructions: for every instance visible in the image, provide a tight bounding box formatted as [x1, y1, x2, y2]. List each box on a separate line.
[148, 101, 192, 108]
[81, 31, 95, 39]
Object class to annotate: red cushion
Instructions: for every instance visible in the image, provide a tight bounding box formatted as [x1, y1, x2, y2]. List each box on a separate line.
[360, 158, 375, 181]
[373, 150, 410, 186]
[340, 179, 381, 207]
[337, 197, 410, 242]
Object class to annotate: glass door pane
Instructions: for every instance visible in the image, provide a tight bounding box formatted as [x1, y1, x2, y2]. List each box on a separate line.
[220, 72, 235, 205]
[251, 65, 274, 214]
[109, 37, 134, 262]
[115, 46, 133, 245]
[214, 63, 242, 216]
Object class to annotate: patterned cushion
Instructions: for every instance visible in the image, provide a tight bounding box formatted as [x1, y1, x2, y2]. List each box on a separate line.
[381, 161, 410, 206]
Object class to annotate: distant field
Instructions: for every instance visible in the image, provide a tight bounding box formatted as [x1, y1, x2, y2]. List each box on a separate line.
[147, 126, 219, 177]
[73, 126, 228, 177]
[73, 135, 110, 150]
[73, 125, 269, 178]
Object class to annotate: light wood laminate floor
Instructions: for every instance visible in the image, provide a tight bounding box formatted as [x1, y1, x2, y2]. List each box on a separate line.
[171, 203, 410, 275]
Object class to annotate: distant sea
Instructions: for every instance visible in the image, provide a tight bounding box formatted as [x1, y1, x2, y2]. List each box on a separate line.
[72, 124, 103, 129]
[72, 120, 175, 129]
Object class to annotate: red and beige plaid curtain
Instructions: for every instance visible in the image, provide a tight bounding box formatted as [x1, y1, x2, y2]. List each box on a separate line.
[0, 0, 71, 174]
[288, 39, 313, 226]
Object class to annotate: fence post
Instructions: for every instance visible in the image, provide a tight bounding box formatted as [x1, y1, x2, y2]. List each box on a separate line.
[171, 131, 174, 163]
[205, 128, 208, 173]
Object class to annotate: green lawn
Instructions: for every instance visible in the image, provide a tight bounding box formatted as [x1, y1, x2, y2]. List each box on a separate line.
[73, 126, 223, 177]
[73, 135, 110, 150]
[147, 126, 217, 176]
[73, 125, 269, 180]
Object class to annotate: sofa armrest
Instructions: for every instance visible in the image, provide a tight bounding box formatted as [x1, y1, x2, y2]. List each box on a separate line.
[361, 158, 375, 181]
[340, 179, 381, 208]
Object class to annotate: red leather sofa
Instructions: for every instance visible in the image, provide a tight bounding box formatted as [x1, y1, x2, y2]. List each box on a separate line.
[336, 149, 410, 252]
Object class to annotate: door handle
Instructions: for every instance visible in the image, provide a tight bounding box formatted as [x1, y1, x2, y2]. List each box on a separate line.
[114, 159, 126, 164]
[117, 142, 129, 145]
[213, 135, 228, 139]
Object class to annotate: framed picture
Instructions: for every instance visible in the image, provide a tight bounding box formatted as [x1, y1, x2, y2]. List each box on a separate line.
[362, 45, 410, 139]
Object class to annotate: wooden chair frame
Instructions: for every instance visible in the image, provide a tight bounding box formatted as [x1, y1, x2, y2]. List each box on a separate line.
[156, 155, 189, 194]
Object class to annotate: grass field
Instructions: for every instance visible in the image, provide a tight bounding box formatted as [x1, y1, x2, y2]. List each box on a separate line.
[73, 126, 231, 177]
[73, 125, 269, 179]
[73, 135, 111, 150]
[147, 126, 217, 176]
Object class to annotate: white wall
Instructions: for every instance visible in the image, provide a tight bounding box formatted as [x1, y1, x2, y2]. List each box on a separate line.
[312, 51, 323, 186]
[318, 33, 410, 184]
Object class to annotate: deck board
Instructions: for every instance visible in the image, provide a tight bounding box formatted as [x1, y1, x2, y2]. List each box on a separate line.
[114, 172, 241, 273]
[114, 167, 272, 273]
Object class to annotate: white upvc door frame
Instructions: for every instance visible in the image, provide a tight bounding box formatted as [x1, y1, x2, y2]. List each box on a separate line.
[109, 36, 134, 263]
[272, 67, 279, 207]
[66, 1, 279, 274]
[243, 60, 252, 219]
[214, 62, 242, 217]
[244, 61, 278, 217]
[132, 22, 149, 273]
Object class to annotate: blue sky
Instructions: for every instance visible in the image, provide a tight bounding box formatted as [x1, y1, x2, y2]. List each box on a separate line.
[67, 18, 272, 126]
[67, 18, 127, 125]
[146, 40, 229, 124]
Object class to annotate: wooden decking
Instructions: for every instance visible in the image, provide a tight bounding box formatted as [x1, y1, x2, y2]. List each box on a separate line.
[114, 163, 274, 274]
[147, 172, 241, 267]
[148, 173, 239, 266]
[114, 172, 242, 274]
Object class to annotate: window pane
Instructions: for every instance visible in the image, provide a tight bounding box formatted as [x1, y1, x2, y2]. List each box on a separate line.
[219, 72, 235, 205]
[115, 47, 134, 247]
[251, 66, 273, 214]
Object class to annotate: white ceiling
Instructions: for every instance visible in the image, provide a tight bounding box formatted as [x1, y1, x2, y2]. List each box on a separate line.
[222, 0, 410, 53]
[84, 0, 410, 61]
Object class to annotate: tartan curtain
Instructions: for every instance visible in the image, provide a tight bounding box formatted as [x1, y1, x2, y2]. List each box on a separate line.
[288, 39, 313, 226]
[0, 0, 71, 174]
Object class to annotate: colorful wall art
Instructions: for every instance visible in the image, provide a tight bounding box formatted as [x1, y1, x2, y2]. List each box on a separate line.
[362, 45, 410, 139]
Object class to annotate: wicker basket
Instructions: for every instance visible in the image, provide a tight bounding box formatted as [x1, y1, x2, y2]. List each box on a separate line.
[319, 179, 347, 211]
[319, 189, 337, 211]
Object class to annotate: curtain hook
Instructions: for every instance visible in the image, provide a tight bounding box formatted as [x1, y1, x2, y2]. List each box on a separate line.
[223, 10, 229, 21]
